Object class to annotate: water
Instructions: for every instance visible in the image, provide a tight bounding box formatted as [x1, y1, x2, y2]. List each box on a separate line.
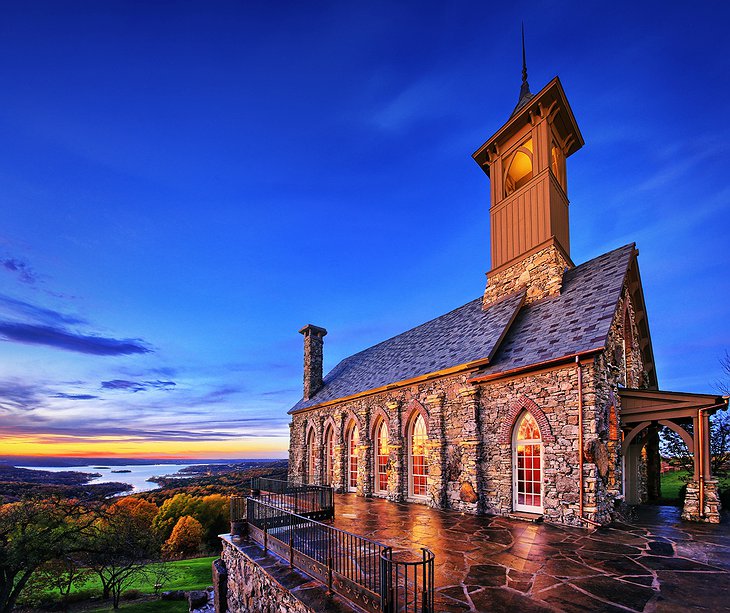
[18, 463, 200, 493]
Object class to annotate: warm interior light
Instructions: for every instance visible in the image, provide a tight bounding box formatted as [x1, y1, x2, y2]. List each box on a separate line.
[505, 138, 533, 195]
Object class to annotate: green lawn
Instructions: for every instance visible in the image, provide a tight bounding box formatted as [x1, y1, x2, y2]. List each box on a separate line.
[660, 470, 730, 500]
[88, 599, 188, 613]
[660, 470, 689, 500]
[72, 556, 215, 594]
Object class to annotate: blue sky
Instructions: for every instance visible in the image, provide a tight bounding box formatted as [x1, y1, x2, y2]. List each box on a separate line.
[0, 1, 728, 457]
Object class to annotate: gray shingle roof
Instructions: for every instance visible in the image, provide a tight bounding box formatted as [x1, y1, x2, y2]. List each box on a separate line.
[289, 243, 634, 413]
[474, 243, 634, 378]
[289, 290, 525, 413]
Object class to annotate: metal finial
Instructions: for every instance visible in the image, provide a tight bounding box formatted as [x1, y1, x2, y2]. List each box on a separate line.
[512, 22, 534, 116]
[521, 22, 528, 85]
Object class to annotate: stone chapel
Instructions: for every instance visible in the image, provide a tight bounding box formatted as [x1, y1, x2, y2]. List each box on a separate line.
[287, 67, 727, 526]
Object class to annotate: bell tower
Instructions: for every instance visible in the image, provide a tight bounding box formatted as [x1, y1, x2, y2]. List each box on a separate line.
[473, 36, 584, 307]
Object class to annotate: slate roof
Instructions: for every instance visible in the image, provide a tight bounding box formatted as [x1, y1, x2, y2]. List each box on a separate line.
[474, 243, 634, 378]
[289, 243, 635, 413]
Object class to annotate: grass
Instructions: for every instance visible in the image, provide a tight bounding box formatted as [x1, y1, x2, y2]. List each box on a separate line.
[88, 599, 188, 613]
[72, 556, 215, 594]
[660, 469, 730, 501]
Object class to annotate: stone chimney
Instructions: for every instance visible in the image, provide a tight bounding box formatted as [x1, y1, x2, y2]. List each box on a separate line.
[299, 324, 327, 400]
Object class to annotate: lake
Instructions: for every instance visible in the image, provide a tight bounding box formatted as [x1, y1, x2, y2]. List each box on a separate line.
[18, 463, 200, 493]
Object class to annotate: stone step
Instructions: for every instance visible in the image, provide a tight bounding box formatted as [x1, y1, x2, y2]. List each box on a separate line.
[507, 512, 544, 523]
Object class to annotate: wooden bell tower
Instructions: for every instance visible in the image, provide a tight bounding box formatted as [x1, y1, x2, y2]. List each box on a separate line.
[473, 42, 584, 306]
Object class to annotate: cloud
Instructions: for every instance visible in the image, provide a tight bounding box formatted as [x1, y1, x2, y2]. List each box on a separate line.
[51, 392, 99, 400]
[0, 321, 151, 355]
[1, 258, 37, 284]
[101, 379, 176, 393]
[0, 379, 47, 412]
[0, 294, 85, 326]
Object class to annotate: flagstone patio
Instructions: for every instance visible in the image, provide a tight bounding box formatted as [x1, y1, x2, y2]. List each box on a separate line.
[331, 494, 730, 612]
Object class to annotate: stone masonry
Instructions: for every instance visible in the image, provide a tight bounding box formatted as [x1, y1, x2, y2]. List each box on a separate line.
[482, 242, 572, 308]
[288, 281, 650, 527]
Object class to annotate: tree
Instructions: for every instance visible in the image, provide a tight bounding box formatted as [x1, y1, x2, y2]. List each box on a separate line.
[33, 555, 91, 612]
[152, 493, 202, 542]
[197, 494, 229, 548]
[661, 353, 730, 477]
[162, 515, 203, 559]
[0, 497, 96, 613]
[85, 498, 160, 609]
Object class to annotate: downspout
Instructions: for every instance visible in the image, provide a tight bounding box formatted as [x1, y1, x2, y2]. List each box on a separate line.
[698, 408, 705, 519]
[575, 356, 601, 527]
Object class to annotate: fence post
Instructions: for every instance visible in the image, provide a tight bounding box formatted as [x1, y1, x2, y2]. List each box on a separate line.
[380, 547, 392, 613]
[327, 527, 333, 595]
[289, 517, 294, 569]
[264, 510, 268, 553]
[294, 489, 299, 514]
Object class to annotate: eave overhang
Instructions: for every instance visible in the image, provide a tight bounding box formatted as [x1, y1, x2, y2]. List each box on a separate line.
[472, 76, 585, 177]
[618, 388, 728, 423]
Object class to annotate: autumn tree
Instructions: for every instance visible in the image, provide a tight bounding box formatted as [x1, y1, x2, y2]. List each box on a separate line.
[85, 497, 160, 609]
[162, 515, 203, 559]
[0, 497, 96, 613]
[152, 493, 227, 549]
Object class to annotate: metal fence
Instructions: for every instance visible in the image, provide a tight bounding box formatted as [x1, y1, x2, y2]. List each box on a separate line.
[249, 477, 334, 521]
[245, 497, 434, 613]
[381, 548, 435, 613]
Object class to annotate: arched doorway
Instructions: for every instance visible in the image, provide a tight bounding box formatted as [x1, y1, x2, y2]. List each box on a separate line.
[513, 411, 543, 513]
[374, 420, 389, 495]
[323, 425, 334, 486]
[408, 413, 428, 499]
[306, 427, 316, 485]
[347, 423, 359, 493]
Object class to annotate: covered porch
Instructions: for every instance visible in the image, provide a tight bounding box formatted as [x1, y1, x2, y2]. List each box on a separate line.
[619, 388, 728, 523]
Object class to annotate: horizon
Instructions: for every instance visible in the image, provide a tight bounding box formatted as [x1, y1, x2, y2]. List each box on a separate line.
[1, 2, 729, 459]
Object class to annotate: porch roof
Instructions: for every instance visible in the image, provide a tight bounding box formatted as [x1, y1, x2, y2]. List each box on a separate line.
[617, 388, 728, 423]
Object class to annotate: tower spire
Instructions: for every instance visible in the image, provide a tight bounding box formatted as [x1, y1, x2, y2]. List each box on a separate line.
[512, 23, 534, 116]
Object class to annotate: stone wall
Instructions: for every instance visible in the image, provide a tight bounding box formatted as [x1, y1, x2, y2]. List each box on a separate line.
[682, 480, 721, 523]
[289, 355, 622, 525]
[220, 538, 314, 613]
[482, 242, 572, 308]
[591, 283, 652, 520]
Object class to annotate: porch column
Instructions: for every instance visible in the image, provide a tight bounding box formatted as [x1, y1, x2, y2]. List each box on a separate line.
[386, 400, 403, 502]
[425, 393, 446, 508]
[682, 411, 720, 523]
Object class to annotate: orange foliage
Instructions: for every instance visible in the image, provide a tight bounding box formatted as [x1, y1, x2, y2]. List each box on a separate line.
[162, 515, 203, 559]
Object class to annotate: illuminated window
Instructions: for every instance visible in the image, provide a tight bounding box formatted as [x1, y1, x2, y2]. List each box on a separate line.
[409, 414, 428, 498]
[306, 428, 316, 485]
[323, 425, 334, 486]
[505, 138, 533, 196]
[347, 424, 359, 492]
[513, 411, 543, 512]
[375, 420, 389, 494]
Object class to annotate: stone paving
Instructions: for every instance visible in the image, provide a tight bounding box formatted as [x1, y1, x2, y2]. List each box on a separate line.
[332, 494, 730, 612]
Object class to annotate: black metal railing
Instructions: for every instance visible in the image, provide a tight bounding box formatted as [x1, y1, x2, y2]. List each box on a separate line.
[245, 497, 434, 613]
[249, 477, 334, 520]
[380, 548, 435, 613]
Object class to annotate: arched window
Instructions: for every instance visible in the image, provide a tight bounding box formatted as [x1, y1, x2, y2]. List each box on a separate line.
[306, 428, 316, 485]
[375, 420, 389, 494]
[505, 139, 533, 196]
[347, 424, 359, 492]
[323, 425, 334, 486]
[409, 414, 428, 498]
[513, 411, 543, 513]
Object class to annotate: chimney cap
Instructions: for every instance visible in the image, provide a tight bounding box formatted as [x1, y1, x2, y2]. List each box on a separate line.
[299, 324, 327, 337]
